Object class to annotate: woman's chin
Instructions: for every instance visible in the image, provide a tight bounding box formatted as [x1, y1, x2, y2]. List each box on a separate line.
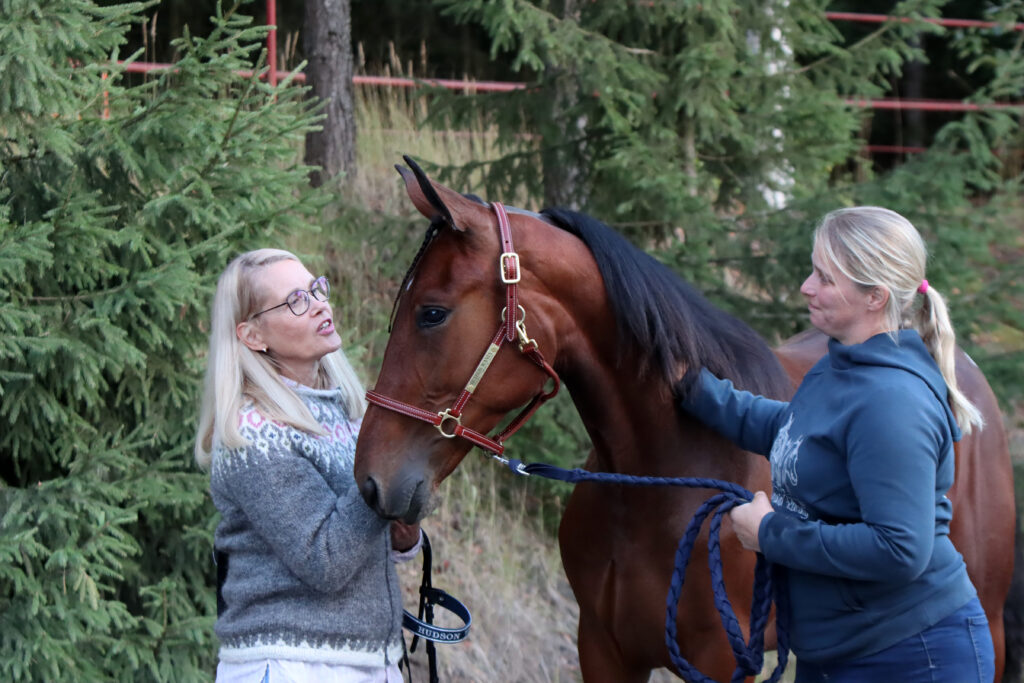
[325, 333, 343, 354]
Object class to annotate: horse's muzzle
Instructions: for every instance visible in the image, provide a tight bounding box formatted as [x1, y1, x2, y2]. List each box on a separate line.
[359, 474, 427, 524]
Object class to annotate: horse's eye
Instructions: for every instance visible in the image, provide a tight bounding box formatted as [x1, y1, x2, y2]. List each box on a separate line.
[416, 306, 448, 328]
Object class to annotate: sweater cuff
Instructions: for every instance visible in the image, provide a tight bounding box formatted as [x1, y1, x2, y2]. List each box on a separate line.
[391, 529, 423, 564]
[757, 511, 778, 558]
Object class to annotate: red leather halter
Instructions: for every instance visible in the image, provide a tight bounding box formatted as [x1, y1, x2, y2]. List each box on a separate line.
[365, 201, 561, 456]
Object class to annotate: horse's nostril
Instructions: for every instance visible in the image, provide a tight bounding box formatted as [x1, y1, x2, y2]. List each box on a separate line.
[360, 476, 380, 512]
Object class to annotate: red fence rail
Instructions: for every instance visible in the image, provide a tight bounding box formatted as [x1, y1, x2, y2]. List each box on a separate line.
[120, 61, 1024, 111]
[120, 61, 526, 92]
[823, 11, 1024, 31]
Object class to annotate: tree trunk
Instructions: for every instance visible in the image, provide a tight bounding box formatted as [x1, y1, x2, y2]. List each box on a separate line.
[903, 46, 925, 151]
[303, 0, 357, 187]
[541, 0, 587, 210]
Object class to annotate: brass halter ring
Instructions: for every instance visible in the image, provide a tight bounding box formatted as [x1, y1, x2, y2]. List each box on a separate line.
[500, 304, 526, 324]
[436, 408, 461, 438]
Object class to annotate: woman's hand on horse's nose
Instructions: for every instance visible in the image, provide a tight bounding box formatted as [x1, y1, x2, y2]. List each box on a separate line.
[729, 491, 773, 553]
[391, 521, 422, 553]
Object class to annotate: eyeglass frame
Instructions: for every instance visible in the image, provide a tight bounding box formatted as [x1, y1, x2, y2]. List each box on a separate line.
[249, 276, 331, 319]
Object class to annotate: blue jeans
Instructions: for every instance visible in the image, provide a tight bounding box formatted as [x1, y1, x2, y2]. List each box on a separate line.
[795, 597, 994, 683]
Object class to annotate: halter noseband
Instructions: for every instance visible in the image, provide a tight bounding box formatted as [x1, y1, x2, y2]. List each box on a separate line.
[366, 202, 561, 456]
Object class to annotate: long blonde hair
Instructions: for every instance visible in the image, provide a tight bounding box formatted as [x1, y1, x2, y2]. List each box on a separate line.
[194, 249, 366, 468]
[815, 207, 983, 434]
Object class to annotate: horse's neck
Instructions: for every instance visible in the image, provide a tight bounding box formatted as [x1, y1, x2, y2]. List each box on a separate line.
[527, 225, 768, 484]
[560, 356, 765, 484]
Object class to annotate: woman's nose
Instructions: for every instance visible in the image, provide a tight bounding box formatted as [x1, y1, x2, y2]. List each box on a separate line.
[309, 296, 331, 315]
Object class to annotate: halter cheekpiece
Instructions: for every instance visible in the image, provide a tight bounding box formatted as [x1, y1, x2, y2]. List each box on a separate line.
[366, 201, 560, 457]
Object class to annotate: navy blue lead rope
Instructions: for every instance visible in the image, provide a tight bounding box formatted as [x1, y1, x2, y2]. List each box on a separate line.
[503, 458, 791, 683]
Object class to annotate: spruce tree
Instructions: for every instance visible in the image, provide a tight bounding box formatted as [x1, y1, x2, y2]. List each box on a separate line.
[428, 0, 1023, 397]
[0, 1, 324, 680]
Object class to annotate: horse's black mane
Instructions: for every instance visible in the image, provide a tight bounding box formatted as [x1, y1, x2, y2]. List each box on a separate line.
[541, 207, 791, 400]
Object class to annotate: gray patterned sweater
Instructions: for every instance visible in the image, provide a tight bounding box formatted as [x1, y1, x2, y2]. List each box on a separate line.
[210, 384, 404, 667]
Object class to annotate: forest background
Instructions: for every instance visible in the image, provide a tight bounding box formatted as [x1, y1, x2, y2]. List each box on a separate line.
[1, 0, 1023, 681]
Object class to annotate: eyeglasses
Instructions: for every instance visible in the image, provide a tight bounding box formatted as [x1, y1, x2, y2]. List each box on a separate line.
[250, 276, 330, 319]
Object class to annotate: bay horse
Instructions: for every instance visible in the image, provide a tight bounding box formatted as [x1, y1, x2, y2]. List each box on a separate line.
[353, 157, 1015, 682]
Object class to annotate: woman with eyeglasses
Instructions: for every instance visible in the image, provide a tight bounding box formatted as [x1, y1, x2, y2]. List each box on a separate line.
[195, 249, 420, 683]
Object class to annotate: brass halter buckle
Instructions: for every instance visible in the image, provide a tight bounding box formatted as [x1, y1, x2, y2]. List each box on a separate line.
[499, 252, 521, 284]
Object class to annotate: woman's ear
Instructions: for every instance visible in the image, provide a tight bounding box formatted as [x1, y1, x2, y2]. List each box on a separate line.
[866, 286, 890, 312]
[236, 320, 267, 353]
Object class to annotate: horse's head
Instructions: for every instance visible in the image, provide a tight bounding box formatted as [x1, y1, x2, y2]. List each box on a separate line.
[354, 157, 564, 523]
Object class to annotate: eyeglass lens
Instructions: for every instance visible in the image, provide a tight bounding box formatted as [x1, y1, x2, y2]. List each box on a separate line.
[285, 276, 330, 316]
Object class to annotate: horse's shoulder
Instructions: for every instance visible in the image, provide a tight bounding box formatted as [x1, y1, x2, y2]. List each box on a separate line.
[952, 347, 995, 407]
[773, 328, 826, 391]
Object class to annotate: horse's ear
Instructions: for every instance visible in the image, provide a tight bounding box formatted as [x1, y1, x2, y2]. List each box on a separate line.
[396, 156, 490, 233]
[396, 156, 455, 226]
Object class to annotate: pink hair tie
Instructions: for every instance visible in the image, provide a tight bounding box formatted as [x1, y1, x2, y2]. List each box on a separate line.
[918, 279, 929, 295]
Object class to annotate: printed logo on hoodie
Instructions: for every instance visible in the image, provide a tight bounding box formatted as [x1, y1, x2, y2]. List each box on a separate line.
[770, 414, 808, 519]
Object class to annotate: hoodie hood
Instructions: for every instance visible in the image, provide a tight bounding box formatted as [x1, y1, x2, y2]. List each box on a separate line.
[827, 329, 961, 442]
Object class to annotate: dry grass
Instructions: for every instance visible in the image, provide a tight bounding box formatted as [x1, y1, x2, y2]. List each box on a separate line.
[394, 464, 796, 683]
[396, 464, 582, 682]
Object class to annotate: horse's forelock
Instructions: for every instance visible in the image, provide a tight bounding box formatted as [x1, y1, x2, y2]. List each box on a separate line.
[388, 219, 443, 331]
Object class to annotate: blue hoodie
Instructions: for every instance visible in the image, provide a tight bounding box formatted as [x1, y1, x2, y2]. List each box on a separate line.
[681, 330, 976, 663]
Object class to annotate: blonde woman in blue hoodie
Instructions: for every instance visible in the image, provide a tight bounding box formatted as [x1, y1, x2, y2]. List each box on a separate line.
[679, 207, 994, 682]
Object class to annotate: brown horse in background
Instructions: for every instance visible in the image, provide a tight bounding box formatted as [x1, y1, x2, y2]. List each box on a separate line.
[353, 158, 1015, 682]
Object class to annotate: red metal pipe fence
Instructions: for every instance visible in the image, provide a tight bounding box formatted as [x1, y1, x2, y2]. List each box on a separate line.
[119, 61, 1024, 111]
[266, 0, 278, 87]
[112, 8, 1024, 154]
[823, 11, 1024, 32]
[119, 61, 526, 92]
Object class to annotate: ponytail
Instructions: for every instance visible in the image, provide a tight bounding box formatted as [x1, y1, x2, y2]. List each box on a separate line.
[911, 284, 984, 434]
